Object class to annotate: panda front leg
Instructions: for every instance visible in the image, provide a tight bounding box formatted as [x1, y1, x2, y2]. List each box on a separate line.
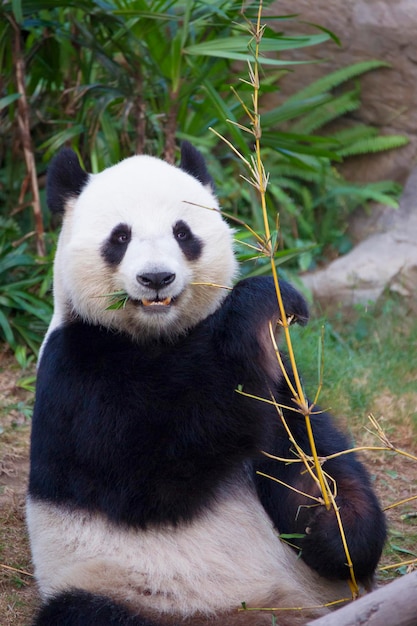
[223, 278, 387, 585]
[255, 397, 387, 586]
[283, 442, 386, 586]
[211, 276, 309, 375]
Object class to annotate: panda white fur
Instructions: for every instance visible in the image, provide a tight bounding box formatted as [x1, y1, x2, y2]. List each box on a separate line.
[28, 143, 386, 626]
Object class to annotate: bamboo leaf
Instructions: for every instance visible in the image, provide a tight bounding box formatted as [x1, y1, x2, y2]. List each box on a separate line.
[185, 33, 331, 55]
[39, 125, 85, 159]
[184, 37, 324, 65]
[202, 80, 249, 155]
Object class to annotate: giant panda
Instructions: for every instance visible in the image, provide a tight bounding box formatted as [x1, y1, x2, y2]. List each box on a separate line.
[27, 143, 386, 626]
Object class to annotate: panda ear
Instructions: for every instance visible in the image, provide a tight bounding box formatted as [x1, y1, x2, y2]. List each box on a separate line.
[179, 141, 215, 191]
[47, 148, 90, 214]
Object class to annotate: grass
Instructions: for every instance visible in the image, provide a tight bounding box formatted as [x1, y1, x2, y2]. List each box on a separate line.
[289, 293, 417, 433]
[287, 292, 417, 581]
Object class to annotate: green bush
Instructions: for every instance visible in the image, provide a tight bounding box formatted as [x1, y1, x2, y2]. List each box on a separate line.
[0, 219, 53, 354]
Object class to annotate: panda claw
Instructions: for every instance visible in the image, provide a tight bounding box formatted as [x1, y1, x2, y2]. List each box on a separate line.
[277, 314, 297, 327]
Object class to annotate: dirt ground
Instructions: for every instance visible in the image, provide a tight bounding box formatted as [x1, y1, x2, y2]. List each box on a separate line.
[0, 354, 39, 625]
[0, 353, 416, 626]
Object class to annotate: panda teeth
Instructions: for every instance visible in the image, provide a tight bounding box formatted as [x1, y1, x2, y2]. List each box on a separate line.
[142, 297, 172, 307]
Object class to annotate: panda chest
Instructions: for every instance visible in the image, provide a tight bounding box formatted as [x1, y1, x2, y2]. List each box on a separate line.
[74, 343, 228, 449]
[37, 330, 248, 528]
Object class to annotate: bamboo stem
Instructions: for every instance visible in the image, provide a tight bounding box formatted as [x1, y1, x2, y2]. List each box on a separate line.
[10, 16, 45, 257]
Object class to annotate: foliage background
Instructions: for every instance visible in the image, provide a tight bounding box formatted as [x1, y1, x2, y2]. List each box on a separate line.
[0, 4, 416, 624]
[0, 0, 408, 356]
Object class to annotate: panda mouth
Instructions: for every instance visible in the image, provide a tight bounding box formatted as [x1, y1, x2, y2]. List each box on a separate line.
[136, 296, 176, 309]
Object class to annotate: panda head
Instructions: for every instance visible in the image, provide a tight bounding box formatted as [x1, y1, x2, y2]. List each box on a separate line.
[47, 143, 238, 341]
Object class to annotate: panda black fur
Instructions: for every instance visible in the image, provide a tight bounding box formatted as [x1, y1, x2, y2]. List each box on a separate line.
[28, 143, 386, 626]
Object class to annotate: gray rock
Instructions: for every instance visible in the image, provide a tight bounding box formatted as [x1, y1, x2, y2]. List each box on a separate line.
[268, 0, 417, 183]
[301, 169, 417, 305]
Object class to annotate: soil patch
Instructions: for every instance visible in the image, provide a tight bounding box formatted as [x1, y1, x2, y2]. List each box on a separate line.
[0, 353, 38, 625]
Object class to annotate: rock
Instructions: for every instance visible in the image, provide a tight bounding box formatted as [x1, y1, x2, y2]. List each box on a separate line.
[301, 168, 417, 305]
[268, 0, 417, 183]
[264, 1, 417, 305]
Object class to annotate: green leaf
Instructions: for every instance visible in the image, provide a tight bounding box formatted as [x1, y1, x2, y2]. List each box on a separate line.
[11, 0, 23, 24]
[262, 131, 340, 160]
[184, 37, 324, 65]
[286, 60, 390, 104]
[300, 21, 342, 46]
[261, 94, 333, 127]
[99, 291, 130, 310]
[330, 124, 379, 145]
[179, 0, 192, 48]
[292, 89, 361, 134]
[39, 125, 85, 159]
[0, 308, 15, 346]
[390, 544, 417, 557]
[312, 184, 400, 210]
[202, 80, 249, 155]
[0, 93, 21, 110]
[337, 135, 409, 158]
[17, 374, 37, 392]
[170, 30, 183, 94]
[185, 33, 331, 56]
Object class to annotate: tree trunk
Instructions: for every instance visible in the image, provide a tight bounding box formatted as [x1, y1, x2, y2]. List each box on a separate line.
[307, 571, 417, 626]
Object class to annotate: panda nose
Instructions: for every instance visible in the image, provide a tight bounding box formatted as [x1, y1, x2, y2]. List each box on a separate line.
[136, 272, 176, 290]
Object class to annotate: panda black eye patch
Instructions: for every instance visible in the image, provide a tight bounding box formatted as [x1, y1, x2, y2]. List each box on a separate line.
[101, 223, 132, 266]
[173, 220, 203, 261]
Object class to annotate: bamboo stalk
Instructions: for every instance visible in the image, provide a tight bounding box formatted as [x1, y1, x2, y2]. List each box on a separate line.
[10, 15, 45, 257]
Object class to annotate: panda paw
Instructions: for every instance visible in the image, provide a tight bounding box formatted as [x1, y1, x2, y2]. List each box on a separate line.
[296, 498, 386, 583]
